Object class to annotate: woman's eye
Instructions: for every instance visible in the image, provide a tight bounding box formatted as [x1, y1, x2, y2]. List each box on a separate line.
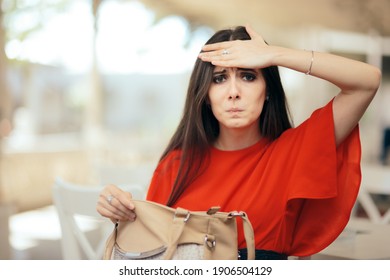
[213, 75, 226, 84]
[242, 73, 256, 81]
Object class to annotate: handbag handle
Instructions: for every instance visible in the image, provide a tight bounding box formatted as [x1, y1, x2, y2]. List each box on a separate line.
[241, 213, 255, 260]
[163, 208, 189, 259]
[228, 211, 255, 260]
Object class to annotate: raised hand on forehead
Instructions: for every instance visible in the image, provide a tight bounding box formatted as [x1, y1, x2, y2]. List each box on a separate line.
[198, 24, 275, 69]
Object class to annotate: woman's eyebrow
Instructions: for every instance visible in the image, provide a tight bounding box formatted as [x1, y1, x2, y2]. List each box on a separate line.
[213, 69, 227, 75]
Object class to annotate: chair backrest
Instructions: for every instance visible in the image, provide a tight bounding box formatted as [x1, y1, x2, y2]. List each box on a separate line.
[357, 164, 390, 224]
[52, 177, 112, 259]
[52, 178, 146, 259]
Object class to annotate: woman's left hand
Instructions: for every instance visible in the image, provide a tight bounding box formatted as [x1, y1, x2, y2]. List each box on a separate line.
[198, 24, 275, 69]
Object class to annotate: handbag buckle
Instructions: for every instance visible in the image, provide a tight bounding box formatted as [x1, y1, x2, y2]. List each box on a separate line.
[228, 211, 246, 218]
[174, 209, 191, 223]
[204, 235, 216, 249]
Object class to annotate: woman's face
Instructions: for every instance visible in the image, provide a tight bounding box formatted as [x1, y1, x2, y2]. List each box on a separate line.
[208, 67, 267, 132]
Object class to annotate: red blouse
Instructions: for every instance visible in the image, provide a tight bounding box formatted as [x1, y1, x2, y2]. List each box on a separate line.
[146, 99, 361, 257]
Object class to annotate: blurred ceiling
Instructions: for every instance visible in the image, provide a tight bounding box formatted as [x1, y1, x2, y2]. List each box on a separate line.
[139, 0, 390, 37]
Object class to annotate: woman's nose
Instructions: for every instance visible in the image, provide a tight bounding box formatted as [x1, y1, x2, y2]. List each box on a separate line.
[228, 80, 241, 100]
[228, 94, 240, 100]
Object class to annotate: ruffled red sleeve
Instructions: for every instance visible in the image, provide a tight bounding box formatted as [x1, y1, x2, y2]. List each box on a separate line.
[279, 99, 361, 256]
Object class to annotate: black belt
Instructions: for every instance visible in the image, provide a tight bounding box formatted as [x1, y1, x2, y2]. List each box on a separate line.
[238, 248, 288, 260]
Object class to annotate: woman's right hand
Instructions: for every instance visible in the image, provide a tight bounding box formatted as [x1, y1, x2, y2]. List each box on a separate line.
[96, 184, 136, 223]
[198, 24, 273, 69]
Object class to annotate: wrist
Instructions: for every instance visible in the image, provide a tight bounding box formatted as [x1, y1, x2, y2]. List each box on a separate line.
[268, 46, 288, 67]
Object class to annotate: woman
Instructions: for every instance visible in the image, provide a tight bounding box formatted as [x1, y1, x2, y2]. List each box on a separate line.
[97, 25, 381, 259]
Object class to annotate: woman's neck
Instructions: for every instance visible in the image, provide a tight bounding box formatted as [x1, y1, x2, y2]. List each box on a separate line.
[214, 128, 262, 151]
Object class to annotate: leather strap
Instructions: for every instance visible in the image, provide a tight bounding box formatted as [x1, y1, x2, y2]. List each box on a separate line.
[226, 211, 255, 260]
[163, 208, 189, 259]
[241, 213, 255, 260]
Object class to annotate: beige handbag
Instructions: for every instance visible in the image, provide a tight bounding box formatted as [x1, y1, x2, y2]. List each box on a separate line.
[103, 200, 255, 260]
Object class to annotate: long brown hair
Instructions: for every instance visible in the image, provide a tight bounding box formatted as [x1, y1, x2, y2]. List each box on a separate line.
[161, 26, 292, 206]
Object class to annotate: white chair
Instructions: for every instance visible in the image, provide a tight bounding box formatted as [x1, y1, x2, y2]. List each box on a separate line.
[52, 178, 112, 259]
[52, 178, 146, 259]
[357, 164, 390, 224]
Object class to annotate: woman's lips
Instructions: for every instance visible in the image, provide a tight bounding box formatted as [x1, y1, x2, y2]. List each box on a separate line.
[227, 108, 243, 112]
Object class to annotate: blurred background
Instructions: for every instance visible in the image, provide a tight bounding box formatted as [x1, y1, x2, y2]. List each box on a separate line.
[0, 0, 389, 260]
